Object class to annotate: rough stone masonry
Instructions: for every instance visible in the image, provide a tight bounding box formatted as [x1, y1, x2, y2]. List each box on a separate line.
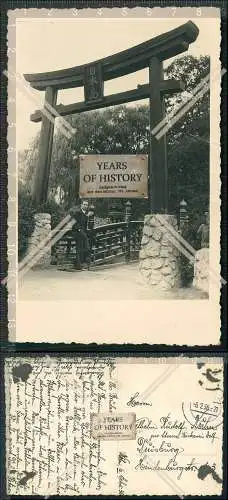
[139, 214, 181, 290]
[193, 248, 209, 293]
[27, 213, 51, 268]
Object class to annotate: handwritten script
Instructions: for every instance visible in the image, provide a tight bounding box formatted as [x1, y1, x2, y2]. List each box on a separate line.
[6, 357, 117, 495]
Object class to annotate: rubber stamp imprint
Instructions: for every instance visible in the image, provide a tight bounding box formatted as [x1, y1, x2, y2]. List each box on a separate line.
[182, 400, 223, 430]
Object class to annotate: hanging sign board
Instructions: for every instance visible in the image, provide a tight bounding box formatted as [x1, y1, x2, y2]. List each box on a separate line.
[79, 154, 148, 198]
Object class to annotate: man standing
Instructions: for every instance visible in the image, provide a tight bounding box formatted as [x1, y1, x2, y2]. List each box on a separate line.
[70, 200, 91, 270]
[197, 211, 209, 249]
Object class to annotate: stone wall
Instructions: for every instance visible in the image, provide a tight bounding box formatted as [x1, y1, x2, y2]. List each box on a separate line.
[139, 214, 180, 290]
[193, 248, 209, 293]
[56, 236, 77, 271]
[27, 213, 51, 268]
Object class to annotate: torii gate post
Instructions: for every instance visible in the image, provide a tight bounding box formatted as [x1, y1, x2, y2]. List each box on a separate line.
[33, 60, 168, 212]
[24, 21, 199, 283]
[149, 57, 168, 213]
[32, 62, 168, 212]
[34, 86, 57, 205]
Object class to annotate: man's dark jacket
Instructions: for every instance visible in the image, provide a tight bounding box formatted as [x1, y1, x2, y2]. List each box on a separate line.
[70, 206, 88, 234]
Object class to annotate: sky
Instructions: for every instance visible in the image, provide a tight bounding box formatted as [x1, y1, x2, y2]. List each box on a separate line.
[14, 12, 220, 152]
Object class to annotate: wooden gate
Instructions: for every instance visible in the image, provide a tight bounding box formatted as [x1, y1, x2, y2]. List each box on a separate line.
[54, 219, 143, 270]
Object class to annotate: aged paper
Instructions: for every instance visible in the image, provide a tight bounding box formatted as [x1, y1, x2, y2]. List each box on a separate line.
[7, 7, 222, 344]
[5, 356, 223, 495]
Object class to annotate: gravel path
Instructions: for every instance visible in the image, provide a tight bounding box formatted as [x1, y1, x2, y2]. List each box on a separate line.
[19, 262, 208, 301]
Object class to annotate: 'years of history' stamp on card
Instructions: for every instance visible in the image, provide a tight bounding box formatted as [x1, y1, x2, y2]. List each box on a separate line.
[91, 412, 136, 440]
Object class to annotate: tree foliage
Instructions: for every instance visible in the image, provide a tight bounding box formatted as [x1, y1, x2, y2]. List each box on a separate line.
[164, 55, 210, 222]
[18, 182, 36, 259]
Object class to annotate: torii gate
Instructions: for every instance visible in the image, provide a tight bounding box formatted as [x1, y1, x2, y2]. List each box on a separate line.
[24, 20, 199, 213]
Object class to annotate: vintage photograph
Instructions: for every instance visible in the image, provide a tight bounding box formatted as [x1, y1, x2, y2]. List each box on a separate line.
[5, 355, 224, 496]
[16, 14, 215, 300]
[7, 7, 221, 343]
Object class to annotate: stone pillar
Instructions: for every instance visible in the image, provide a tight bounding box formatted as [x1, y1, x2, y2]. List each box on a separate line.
[27, 213, 51, 268]
[193, 248, 209, 293]
[139, 214, 180, 290]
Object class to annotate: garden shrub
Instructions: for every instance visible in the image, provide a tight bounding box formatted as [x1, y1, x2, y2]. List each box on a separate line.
[179, 221, 200, 287]
[18, 185, 36, 261]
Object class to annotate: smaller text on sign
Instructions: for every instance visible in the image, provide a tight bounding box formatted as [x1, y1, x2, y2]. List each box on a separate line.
[79, 154, 148, 198]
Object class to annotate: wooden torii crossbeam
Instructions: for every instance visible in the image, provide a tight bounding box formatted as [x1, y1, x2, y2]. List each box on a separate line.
[24, 20, 199, 211]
